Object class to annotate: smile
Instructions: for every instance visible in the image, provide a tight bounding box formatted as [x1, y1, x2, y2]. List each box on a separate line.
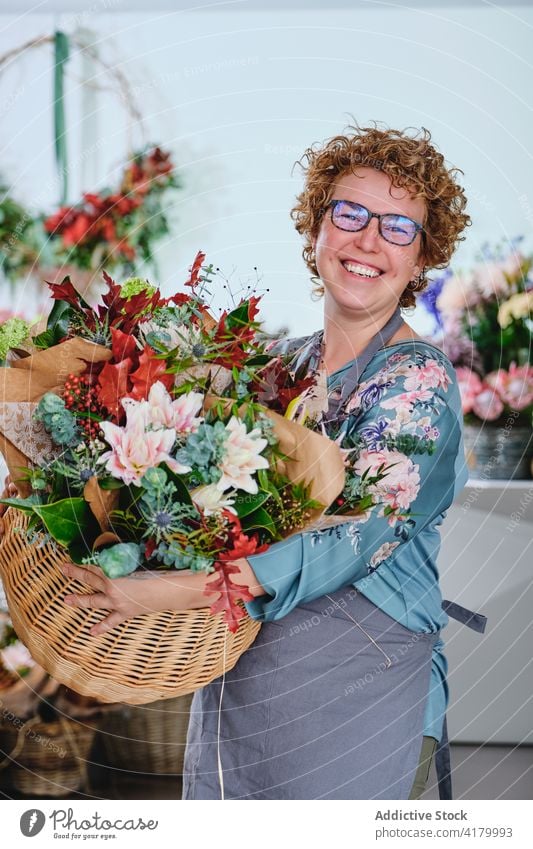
[341, 260, 383, 279]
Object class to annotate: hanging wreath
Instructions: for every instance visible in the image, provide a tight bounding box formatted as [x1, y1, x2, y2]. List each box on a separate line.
[0, 32, 182, 293]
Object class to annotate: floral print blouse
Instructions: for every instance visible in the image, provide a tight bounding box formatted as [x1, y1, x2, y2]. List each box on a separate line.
[245, 337, 468, 742]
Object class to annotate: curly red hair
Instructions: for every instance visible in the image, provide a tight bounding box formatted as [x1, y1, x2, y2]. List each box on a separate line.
[290, 121, 471, 308]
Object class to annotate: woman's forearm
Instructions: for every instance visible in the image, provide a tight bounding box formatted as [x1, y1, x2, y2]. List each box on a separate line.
[60, 557, 268, 635]
[130, 558, 267, 613]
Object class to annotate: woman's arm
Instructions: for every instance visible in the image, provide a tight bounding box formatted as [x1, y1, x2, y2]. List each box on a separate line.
[243, 354, 466, 622]
[61, 557, 266, 637]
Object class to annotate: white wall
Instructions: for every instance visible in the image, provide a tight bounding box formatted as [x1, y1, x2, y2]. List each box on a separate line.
[0, 5, 532, 335]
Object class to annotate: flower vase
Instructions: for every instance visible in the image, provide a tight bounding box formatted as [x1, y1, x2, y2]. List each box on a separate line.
[463, 422, 533, 480]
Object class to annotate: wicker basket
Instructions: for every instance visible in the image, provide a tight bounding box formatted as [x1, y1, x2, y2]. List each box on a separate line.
[0, 712, 97, 796]
[98, 693, 193, 776]
[0, 508, 261, 705]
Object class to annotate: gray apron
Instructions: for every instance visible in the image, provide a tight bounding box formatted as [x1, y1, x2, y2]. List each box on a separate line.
[182, 309, 487, 800]
[182, 588, 437, 800]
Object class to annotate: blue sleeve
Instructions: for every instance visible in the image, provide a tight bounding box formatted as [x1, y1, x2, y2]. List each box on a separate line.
[245, 353, 463, 623]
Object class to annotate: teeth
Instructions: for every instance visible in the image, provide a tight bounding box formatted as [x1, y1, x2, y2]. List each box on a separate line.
[343, 262, 381, 278]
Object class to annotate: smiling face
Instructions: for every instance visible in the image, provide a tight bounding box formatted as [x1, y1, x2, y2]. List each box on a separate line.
[313, 167, 426, 321]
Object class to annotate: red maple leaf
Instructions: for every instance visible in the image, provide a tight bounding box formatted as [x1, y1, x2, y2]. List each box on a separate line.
[160, 291, 192, 308]
[204, 561, 255, 633]
[111, 326, 137, 362]
[46, 276, 83, 308]
[251, 358, 316, 414]
[129, 345, 173, 401]
[247, 295, 261, 322]
[184, 251, 205, 290]
[97, 358, 133, 421]
[219, 531, 269, 561]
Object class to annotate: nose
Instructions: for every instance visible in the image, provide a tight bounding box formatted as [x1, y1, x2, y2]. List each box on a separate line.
[352, 216, 381, 252]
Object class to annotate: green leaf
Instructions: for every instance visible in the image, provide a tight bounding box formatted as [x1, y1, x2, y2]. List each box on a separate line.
[0, 496, 40, 516]
[225, 301, 250, 328]
[257, 469, 270, 491]
[98, 476, 125, 491]
[233, 490, 271, 518]
[159, 463, 193, 505]
[32, 497, 92, 547]
[244, 354, 271, 366]
[241, 506, 277, 538]
[33, 299, 73, 348]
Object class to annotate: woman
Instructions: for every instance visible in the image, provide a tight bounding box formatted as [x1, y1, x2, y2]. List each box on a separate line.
[52, 123, 475, 800]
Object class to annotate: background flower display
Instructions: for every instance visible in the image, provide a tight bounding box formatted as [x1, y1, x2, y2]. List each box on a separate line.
[38, 145, 180, 286]
[0, 146, 181, 311]
[0, 186, 40, 285]
[421, 239, 533, 478]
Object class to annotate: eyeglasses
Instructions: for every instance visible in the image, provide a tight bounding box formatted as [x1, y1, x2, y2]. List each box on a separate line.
[326, 199, 423, 247]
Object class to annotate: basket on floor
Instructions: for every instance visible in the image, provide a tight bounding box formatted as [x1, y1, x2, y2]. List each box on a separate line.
[0, 711, 97, 796]
[98, 693, 193, 776]
[0, 508, 261, 705]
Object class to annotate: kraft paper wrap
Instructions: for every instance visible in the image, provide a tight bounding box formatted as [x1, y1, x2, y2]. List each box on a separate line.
[0, 338, 111, 496]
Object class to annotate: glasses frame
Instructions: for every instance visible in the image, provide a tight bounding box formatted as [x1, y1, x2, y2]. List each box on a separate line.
[326, 199, 424, 247]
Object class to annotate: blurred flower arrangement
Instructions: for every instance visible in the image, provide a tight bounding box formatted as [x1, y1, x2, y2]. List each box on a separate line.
[0, 253, 397, 630]
[0, 146, 180, 297]
[41, 145, 179, 275]
[421, 239, 533, 427]
[0, 611, 35, 679]
[0, 186, 40, 284]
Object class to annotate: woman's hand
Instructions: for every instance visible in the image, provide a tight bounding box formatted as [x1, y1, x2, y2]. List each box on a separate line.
[61, 561, 220, 637]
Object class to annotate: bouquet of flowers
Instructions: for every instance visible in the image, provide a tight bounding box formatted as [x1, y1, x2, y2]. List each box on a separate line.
[0, 253, 393, 636]
[421, 239, 533, 425]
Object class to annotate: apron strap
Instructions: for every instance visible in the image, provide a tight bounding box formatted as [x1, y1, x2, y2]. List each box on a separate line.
[435, 714, 453, 800]
[435, 601, 487, 799]
[442, 600, 487, 634]
[324, 306, 404, 422]
[339, 306, 404, 405]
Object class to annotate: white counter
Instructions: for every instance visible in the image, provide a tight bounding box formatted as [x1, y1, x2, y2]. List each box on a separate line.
[439, 478, 533, 745]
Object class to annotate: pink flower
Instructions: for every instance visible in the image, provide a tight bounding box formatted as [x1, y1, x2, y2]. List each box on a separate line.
[403, 360, 451, 392]
[123, 382, 204, 434]
[456, 367, 483, 414]
[100, 404, 190, 485]
[472, 261, 510, 298]
[471, 384, 504, 421]
[437, 270, 480, 313]
[216, 416, 269, 494]
[486, 364, 533, 411]
[354, 448, 420, 512]
[381, 388, 433, 415]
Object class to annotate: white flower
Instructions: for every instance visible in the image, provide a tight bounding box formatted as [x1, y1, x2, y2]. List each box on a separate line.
[192, 484, 236, 516]
[1, 642, 35, 674]
[216, 416, 269, 494]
